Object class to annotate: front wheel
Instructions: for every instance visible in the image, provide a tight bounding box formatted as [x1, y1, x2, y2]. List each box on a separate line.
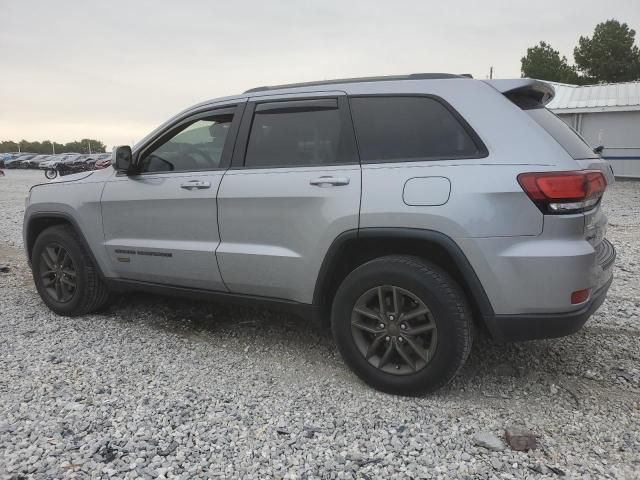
[44, 169, 57, 179]
[331, 255, 473, 396]
[32, 225, 109, 316]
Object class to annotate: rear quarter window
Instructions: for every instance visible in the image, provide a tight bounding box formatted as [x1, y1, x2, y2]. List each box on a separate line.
[349, 96, 486, 163]
[506, 92, 597, 160]
[525, 108, 598, 160]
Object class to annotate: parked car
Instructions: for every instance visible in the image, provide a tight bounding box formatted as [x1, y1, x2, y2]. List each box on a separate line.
[23, 74, 615, 395]
[39, 157, 62, 170]
[0, 153, 15, 167]
[5, 154, 36, 168]
[22, 154, 52, 169]
[39, 154, 77, 169]
[94, 154, 112, 170]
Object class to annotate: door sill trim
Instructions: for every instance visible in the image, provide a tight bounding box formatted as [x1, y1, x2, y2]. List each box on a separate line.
[105, 278, 315, 319]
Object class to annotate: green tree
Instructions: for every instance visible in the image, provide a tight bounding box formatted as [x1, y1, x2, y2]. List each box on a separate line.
[521, 41, 580, 83]
[63, 139, 107, 154]
[574, 19, 640, 82]
[0, 139, 107, 154]
[0, 140, 19, 153]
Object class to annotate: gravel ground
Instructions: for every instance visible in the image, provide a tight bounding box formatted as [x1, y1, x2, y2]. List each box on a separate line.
[1, 169, 639, 479]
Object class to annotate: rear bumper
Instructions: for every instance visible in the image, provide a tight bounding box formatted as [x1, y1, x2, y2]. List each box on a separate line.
[491, 266, 614, 342]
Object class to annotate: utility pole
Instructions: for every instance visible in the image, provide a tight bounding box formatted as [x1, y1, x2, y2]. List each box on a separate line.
[489, 66, 494, 79]
[87, 140, 92, 155]
[52, 142, 55, 154]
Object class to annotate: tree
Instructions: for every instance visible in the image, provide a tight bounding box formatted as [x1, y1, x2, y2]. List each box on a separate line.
[63, 139, 107, 154]
[521, 41, 579, 83]
[574, 19, 640, 83]
[0, 140, 19, 153]
[0, 138, 107, 154]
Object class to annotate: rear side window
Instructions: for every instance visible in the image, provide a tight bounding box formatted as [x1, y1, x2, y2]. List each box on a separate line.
[349, 96, 484, 162]
[525, 108, 598, 160]
[506, 92, 597, 159]
[245, 103, 344, 168]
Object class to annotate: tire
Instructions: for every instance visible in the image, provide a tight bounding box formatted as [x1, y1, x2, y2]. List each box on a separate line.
[331, 255, 473, 396]
[44, 169, 57, 179]
[32, 225, 109, 316]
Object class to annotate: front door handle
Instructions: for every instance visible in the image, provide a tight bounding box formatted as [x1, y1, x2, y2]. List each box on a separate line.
[309, 176, 350, 187]
[180, 180, 211, 190]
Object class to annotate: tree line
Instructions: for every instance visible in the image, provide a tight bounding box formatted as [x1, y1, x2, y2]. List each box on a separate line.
[521, 19, 640, 84]
[0, 139, 107, 155]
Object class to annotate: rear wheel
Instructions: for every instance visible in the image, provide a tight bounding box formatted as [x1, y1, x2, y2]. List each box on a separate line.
[32, 225, 109, 316]
[44, 169, 57, 179]
[331, 255, 473, 395]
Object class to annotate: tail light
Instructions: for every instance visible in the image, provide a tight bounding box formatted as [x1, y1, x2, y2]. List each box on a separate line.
[517, 170, 607, 214]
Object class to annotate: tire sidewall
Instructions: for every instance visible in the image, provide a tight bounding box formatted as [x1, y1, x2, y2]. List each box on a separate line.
[332, 258, 468, 395]
[32, 229, 89, 316]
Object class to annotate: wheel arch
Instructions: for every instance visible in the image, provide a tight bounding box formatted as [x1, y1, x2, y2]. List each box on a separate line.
[25, 212, 104, 278]
[313, 228, 498, 336]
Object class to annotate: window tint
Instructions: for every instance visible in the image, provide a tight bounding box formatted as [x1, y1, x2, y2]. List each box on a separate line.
[140, 115, 232, 173]
[349, 96, 482, 162]
[505, 93, 597, 160]
[525, 108, 598, 160]
[245, 107, 342, 167]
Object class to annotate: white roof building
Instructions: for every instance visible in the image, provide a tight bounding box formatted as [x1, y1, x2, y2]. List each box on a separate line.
[544, 80, 640, 178]
[547, 81, 640, 113]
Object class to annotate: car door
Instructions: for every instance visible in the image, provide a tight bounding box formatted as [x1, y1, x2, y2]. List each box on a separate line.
[216, 93, 361, 303]
[100, 102, 245, 290]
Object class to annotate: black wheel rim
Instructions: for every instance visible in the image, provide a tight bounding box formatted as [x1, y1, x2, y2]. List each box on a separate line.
[351, 285, 437, 375]
[38, 243, 77, 303]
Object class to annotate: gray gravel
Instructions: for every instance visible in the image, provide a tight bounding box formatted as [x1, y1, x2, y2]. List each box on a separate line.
[1, 170, 639, 479]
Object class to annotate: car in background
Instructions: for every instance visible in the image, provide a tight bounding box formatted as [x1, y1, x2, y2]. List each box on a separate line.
[39, 156, 61, 170]
[42, 153, 77, 165]
[83, 153, 108, 169]
[59, 153, 82, 165]
[21, 154, 52, 169]
[0, 153, 17, 167]
[39, 155, 71, 170]
[94, 153, 112, 169]
[5, 154, 36, 169]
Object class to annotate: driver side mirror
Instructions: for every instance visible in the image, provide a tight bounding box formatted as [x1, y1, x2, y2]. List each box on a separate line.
[112, 145, 134, 173]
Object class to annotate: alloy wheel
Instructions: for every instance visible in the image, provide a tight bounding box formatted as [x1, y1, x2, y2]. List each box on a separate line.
[38, 243, 77, 303]
[350, 285, 437, 375]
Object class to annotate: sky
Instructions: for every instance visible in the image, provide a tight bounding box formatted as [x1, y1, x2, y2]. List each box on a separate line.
[1, 0, 639, 150]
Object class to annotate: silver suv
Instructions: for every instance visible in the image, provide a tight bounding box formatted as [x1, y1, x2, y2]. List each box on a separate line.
[24, 74, 616, 395]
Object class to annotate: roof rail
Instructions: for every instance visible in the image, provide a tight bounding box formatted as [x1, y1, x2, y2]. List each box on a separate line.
[244, 73, 469, 94]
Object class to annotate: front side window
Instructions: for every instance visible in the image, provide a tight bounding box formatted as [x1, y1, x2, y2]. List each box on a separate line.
[245, 106, 343, 168]
[349, 96, 483, 162]
[140, 115, 232, 173]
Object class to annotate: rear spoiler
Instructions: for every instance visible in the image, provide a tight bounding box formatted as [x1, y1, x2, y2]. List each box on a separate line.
[483, 79, 555, 106]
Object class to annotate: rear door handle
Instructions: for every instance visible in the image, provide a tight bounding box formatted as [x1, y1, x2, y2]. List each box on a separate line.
[309, 176, 350, 187]
[180, 180, 211, 190]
